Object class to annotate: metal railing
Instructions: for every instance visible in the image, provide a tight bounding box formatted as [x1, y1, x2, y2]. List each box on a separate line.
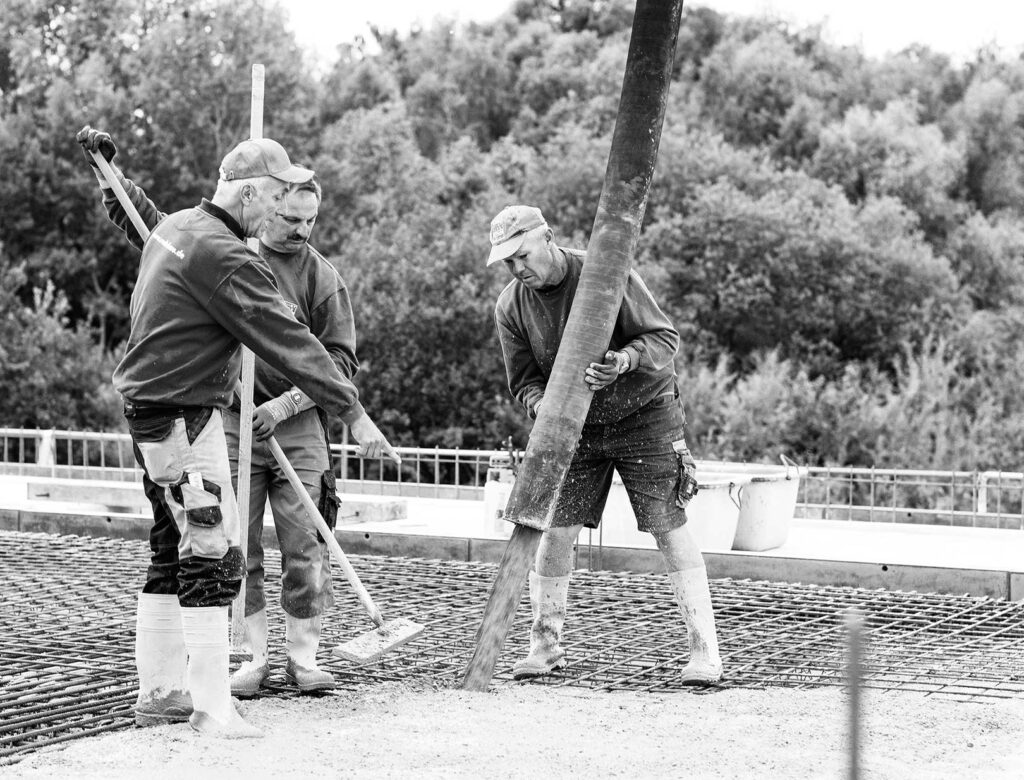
[3, 427, 1024, 529]
[0, 427, 501, 499]
[796, 465, 1024, 530]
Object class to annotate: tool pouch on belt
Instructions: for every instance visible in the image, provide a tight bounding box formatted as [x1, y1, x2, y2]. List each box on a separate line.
[316, 469, 341, 543]
[672, 440, 699, 510]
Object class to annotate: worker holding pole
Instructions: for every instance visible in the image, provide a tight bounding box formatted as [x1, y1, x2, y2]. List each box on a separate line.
[75, 127, 399, 698]
[487, 204, 723, 685]
[81, 133, 395, 738]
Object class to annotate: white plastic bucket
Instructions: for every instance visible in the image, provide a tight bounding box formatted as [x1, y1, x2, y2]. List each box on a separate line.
[599, 473, 743, 551]
[696, 459, 804, 551]
[482, 455, 515, 537]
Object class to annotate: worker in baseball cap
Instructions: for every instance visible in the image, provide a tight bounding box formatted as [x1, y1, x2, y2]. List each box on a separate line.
[79, 126, 399, 739]
[486, 205, 548, 267]
[78, 125, 400, 708]
[487, 204, 722, 686]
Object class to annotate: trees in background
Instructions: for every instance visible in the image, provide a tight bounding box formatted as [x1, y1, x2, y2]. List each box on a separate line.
[0, 264, 121, 430]
[3, 0, 1024, 469]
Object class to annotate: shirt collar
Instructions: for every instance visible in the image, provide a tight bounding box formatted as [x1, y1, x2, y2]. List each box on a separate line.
[198, 199, 246, 241]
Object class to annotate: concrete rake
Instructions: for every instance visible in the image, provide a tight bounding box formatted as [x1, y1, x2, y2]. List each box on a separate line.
[268, 436, 424, 662]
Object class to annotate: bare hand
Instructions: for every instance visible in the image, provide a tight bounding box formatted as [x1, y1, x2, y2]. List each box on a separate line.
[348, 413, 402, 465]
[585, 351, 627, 391]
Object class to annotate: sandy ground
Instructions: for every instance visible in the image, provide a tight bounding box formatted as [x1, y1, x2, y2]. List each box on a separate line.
[7, 682, 1024, 779]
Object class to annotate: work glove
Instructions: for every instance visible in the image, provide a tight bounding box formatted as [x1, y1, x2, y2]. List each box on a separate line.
[75, 125, 117, 168]
[252, 393, 300, 441]
[673, 440, 699, 509]
[251, 387, 319, 441]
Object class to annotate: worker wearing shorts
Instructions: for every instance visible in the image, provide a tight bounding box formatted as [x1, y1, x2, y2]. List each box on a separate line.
[556, 391, 688, 533]
[488, 204, 722, 685]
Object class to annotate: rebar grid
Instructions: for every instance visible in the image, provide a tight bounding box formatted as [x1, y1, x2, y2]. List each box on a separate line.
[3, 530, 1024, 765]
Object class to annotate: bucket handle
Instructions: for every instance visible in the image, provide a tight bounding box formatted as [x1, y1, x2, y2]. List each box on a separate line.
[779, 453, 803, 479]
[729, 481, 742, 509]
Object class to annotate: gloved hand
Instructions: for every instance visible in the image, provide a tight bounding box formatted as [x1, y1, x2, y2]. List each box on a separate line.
[75, 125, 117, 168]
[251, 394, 299, 441]
[673, 440, 699, 509]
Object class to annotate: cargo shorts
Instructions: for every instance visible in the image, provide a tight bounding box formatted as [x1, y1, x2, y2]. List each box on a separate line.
[552, 391, 692, 534]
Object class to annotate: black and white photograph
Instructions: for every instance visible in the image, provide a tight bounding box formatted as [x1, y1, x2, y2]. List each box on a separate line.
[2, 1, 1024, 777]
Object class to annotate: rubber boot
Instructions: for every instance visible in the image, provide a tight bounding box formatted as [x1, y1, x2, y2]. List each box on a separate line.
[285, 614, 336, 692]
[230, 609, 270, 697]
[668, 566, 723, 685]
[133, 593, 192, 727]
[512, 571, 570, 680]
[181, 606, 262, 738]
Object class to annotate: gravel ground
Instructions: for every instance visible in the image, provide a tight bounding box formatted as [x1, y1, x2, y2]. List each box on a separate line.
[7, 682, 1024, 779]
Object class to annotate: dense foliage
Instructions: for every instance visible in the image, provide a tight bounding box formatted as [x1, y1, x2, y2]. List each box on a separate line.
[3, 0, 1024, 470]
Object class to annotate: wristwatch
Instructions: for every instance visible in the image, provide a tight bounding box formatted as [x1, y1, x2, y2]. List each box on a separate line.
[289, 390, 303, 407]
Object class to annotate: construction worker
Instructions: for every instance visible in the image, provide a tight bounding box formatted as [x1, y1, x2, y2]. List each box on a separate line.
[77, 128, 399, 738]
[487, 204, 722, 685]
[77, 126, 384, 701]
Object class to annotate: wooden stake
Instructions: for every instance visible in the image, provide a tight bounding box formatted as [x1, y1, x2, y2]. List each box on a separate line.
[461, 0, 684, 691]
[230, 63, 265, 655]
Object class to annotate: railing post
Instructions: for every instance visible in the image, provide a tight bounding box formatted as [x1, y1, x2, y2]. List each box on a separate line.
[341, 423, 349, 483]
[868, 466, 875, 523]
[888, 468, 895, 523]
[825, 465, 832, 519]
[434, 446, 440, 498]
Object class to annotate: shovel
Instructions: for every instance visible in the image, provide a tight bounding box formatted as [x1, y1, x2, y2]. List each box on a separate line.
[267, 436, 424, 663]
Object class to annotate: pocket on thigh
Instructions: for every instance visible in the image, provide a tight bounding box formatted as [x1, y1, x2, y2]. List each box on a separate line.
[131, 417, 182, 485]
[171, 474, 229, 559]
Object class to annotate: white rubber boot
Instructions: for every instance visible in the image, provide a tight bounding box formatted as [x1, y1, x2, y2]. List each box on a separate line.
[285, 615, 336, 692]
[181, 606, 262, 738]
[512, 571, 570, 680]
[230, 609, 270, 697]
[668, 566, 723, 685]
[133, 593, 192, 726]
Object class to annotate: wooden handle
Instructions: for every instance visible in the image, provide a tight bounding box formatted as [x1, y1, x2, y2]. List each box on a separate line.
[90, 152, 151, 242]
[231, 62, 266, 648]
[250, 64, 265, 138]
[267, 436, 384, 627]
